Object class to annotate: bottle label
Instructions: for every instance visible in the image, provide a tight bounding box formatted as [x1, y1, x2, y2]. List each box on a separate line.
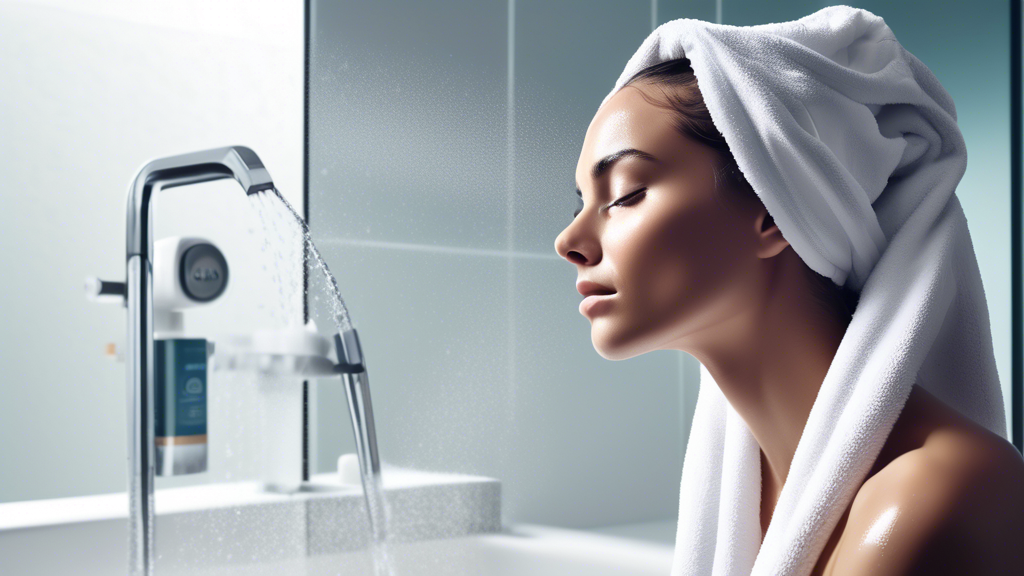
[155, 338, 208, 438]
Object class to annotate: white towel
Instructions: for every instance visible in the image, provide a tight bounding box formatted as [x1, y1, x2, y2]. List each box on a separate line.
[600, 5, 1007, 575]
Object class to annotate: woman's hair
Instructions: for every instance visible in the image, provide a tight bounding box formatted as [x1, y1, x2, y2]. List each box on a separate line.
[623, 58, 860, 323]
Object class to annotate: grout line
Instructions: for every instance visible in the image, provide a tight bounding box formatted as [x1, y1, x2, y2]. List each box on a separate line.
[716, 0, 722, 24]
[651, 0, 657, 31]
[507, 0, 517, 255]
[317, 237, 559, 260]
[507, 0, 518, 368]
[506, 0, 519, 524]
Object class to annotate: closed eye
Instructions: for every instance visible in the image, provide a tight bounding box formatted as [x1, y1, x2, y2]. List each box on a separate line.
[611, 188, 647, 208]
[572, 188, 647, 219]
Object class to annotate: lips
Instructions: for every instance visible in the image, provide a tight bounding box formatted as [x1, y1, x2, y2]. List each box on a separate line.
[579, 292, 615, 317]
[576, 280, 616, 297]
[576, 280, 617, 318]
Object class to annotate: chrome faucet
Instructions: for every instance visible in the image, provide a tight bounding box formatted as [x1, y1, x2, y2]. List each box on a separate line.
[124, 146, 274, 576]
[104, 146, 385, 575]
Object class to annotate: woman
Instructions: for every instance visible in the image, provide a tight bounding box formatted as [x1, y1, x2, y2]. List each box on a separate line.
[555, 49, 1024, 576]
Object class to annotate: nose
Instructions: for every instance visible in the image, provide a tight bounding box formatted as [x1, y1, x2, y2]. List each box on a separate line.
[554, 220, 600, 266]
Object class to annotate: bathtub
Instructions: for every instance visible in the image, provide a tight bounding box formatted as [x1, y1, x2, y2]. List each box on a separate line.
[0, 523, 673, 575]
[178, 526, 674, 576]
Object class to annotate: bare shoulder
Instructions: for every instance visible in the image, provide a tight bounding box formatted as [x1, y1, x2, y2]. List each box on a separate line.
[829, 413, 1024, 575]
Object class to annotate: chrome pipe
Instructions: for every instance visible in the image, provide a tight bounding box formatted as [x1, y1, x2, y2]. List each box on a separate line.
[124, 146, 273, 576]
[334, 328, 386, 541]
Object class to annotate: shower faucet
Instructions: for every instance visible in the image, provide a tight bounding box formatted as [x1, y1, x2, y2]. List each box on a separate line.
[88, 146, 383, 576]
[124, 146, 274, 576]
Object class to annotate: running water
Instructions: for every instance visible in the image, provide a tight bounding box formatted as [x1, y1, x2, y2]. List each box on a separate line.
[254, 190, 353, 334]
[249, 189, 395, 576]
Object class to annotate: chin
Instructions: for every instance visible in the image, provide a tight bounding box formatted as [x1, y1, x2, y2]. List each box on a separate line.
[591, 323, 648, 361]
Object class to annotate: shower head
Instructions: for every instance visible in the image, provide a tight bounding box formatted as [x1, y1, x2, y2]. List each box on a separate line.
[230, 146, 275, 196]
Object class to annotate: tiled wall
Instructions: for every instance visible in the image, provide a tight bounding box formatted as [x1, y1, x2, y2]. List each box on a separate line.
[308, 0, 709, 529]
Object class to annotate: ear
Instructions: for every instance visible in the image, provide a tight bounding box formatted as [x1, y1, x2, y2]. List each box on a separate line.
[754, 208, 790, 259]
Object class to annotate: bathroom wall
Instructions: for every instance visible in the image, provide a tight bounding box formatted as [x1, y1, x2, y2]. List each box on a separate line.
[0, 0, 305, 502]
[308, 0, 1015, 534]
[307, 0, 702, 531]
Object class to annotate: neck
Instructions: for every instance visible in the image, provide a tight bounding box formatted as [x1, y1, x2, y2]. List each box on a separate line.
[673, 253, 848, 491]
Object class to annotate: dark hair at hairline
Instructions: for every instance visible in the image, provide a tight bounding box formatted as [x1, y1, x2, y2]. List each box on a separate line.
[622, 58, 859, 323]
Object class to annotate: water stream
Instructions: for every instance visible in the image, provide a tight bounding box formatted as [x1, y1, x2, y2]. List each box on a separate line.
[250, 189, 395, 576]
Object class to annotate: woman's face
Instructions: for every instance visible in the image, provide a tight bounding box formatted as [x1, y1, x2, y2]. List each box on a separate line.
[554, 83, 772, 361]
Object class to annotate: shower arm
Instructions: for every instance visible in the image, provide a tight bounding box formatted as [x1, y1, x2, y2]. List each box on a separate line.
[124, 146, 274, 576]
[126, 146, 274, 257]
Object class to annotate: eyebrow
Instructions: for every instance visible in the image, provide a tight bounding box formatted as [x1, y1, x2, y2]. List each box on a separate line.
[575, 148, 660, 197]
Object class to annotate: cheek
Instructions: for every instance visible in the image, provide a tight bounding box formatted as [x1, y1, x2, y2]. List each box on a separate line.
[606, 209, 700, 312]
[608, 203, 742, 326]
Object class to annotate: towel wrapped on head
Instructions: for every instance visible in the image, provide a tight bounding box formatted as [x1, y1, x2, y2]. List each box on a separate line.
[601, 5, 1007, 575]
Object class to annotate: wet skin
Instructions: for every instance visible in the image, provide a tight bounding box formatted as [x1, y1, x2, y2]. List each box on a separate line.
[554, 82, 1024, 574]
